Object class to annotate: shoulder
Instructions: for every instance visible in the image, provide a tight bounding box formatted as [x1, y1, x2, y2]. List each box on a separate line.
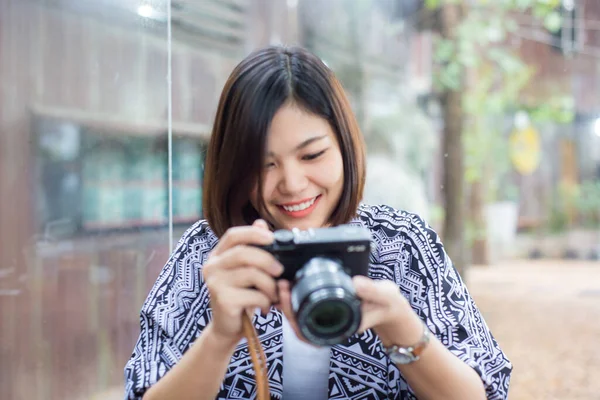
[355, 203, 435, 240]
[169, 219, 219, 263]
[142, 219, 217, 307]
[354, 203, 446, 265]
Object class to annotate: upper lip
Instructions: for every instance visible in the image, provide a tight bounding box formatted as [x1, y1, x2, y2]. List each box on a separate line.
[277, 196, 319, 207]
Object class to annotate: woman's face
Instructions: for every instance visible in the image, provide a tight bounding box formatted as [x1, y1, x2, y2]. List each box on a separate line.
[252, 103, 344, 231]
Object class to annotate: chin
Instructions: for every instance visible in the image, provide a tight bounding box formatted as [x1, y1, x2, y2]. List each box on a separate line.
[271, 216, 326, 231]
[283, 221, 321, 231]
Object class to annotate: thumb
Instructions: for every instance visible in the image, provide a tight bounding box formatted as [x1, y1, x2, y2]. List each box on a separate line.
[253, 218, 270, 231]
[353, 275, 388, 305]
[353, 275, 376, 300]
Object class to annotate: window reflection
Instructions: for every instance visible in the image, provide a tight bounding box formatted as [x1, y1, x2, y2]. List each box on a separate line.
[0, 0, 598, 399]
[34, 119, 206, 238]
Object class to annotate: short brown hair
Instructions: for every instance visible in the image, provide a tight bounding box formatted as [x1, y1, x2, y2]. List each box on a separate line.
[203, 46, 366, 237]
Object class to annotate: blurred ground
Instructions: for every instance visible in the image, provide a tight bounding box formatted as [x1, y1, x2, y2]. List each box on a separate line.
[468, 260, 600, 400]
[95, 260, 600, 400]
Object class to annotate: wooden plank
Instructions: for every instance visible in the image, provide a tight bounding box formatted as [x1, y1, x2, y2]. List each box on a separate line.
[174, 0, 247, 26]
[31, 105, 212, 139]
[171, 8, 246, 43]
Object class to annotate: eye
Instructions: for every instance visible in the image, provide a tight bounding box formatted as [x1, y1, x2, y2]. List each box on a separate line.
[302, 149, 328, 161]
[264, 162, 276, 169]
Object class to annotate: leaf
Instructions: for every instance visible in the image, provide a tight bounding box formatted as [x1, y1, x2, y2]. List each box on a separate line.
[505, 18, 519, 32]
[543, 11, 562, 33]
[434, 39, 456, 63]
[457, 40, 479, 68]
[425, 0, 442, 9]
[486, 17, 507, 43]
[465, 167, 481, 183]
[458, 52, 479, 68]
[463, 95, 482, 114]
[514, 0, 535, 11]
[444, 61, 463, 87]
[497, 52, 527, 74]
[485, 94, 505, 115]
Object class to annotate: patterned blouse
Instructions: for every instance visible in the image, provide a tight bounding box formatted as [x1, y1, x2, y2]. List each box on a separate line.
[124, 204, 512, 399]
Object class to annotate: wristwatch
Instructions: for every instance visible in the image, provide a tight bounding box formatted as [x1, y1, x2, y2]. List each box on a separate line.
[383, 320, 431, 365]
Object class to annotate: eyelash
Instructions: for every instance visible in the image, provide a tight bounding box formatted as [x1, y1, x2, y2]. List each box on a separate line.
[264, 149, 327, 169]
[302, 149, 327, 161]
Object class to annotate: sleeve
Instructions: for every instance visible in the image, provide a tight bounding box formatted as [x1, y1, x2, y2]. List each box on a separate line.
[123, 221, 214, 399]
[399, 213, 513, 400]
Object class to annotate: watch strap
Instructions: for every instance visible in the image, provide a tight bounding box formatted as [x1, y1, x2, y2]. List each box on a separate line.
[384, 320, 430, 362]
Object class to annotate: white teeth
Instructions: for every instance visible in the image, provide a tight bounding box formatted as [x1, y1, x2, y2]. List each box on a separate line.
[282, 197, 316, 212]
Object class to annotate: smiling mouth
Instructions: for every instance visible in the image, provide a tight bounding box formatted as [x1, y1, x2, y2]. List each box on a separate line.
[277, 195, 321, 214]
[280, 196, 319, 212]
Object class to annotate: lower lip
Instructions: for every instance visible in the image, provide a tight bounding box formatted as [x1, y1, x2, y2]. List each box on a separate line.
[278, 196, 321, 219]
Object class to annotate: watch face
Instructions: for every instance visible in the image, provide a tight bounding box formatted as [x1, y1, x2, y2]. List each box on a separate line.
[389, 348, 417, 365]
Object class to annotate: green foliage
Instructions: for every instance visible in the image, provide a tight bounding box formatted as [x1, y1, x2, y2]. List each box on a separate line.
[543, 10, 562, 32]
[577, 180, 600, 229]
[524, 95, 575, 124]
[545, 182, 580, 233]
[425, 0, 442, 9]
[544, 180, 600, 232]
[547, 200, 570, 233]
[430, 0, 564, 100]
[430, 0, 573, 205]
[462, 58, 531, 195]
[431, 1, 558, 94]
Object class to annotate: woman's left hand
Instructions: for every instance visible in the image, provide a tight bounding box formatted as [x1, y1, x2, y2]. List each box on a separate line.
[276, 275, 422, 347]
[351, 275, 423, 347]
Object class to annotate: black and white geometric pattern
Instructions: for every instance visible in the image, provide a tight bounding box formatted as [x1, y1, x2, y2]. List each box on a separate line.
[124, 204, 513, 399]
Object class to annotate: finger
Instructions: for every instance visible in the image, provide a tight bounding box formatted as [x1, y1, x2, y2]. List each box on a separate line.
[252, 219, 270, 231]
[353, 276, 398, 306]
[277, 280, 293, 319]
[218, 288, 272, 315]
[277, 279, 291, 292]
[213, 225, 274, 256]
[357, 302, 385, 334]
[213, 246, 283, 276]
[277, 280, 314, 345]
[227, 268, 279, 303]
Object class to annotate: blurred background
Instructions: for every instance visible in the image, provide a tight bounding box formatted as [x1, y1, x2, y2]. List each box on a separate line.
[0, 0, 598, 399]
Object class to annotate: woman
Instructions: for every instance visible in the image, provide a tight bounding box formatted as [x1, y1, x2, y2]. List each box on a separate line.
[124, 45, 512, 400]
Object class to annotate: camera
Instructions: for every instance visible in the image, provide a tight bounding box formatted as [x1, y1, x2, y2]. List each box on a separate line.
[259, 224, 372, 346]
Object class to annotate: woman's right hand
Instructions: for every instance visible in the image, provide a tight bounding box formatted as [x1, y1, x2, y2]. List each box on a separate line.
[202, 219, 283, 345]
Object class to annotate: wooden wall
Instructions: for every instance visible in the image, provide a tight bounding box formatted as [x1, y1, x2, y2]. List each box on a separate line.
[0, 1, 431, 398]
[0, 1, 294, 398]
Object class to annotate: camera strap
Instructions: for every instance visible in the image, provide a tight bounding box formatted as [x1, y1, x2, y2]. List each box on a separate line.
[242, 312, 271, 400]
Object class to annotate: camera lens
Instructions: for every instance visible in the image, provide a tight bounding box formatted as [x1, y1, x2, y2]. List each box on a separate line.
[306, 293, 353, 338]
[291, 257, 361, 346]
[307, 298, 351, 335]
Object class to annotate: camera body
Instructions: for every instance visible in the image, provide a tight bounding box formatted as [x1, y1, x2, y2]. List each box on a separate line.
[259, 224, 372, 346]
[262, 224, 372, 280]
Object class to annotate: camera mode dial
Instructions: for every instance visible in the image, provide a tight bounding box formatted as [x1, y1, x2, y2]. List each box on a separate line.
[273, 229, 295, 245]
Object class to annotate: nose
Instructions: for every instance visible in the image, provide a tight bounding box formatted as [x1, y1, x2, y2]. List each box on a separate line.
[278, 163, 308, 195]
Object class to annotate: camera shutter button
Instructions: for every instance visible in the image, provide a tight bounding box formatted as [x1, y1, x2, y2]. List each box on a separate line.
[273, 229, 295, 245]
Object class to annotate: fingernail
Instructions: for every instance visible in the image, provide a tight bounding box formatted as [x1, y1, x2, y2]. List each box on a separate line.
[272, 263, 284, 275]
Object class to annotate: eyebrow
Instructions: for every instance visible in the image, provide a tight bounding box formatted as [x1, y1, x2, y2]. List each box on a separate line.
[267, 135, 328, 157]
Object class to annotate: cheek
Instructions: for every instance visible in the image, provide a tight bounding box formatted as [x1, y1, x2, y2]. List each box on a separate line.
[260, 173, 278, 204]
[315, 153, 344, 187]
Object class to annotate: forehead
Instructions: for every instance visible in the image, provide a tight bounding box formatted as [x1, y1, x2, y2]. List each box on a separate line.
[267, 104, 335, 149]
